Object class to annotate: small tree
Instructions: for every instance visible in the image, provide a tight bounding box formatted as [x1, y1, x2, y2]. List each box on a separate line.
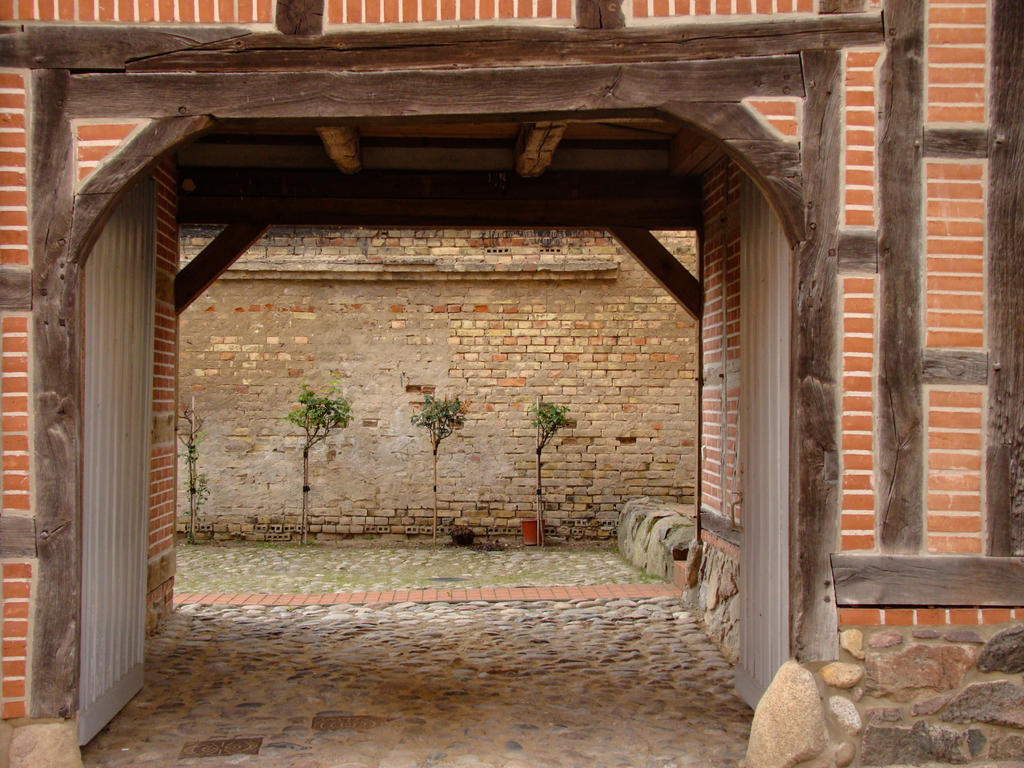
[177, 396, 210, 545]
[287, 383, 352, 544]
[411, 394, 466, 541]
[529, 398, 572, 546]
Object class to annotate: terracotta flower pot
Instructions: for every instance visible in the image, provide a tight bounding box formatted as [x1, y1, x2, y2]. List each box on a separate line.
[521, 518, 540, 546]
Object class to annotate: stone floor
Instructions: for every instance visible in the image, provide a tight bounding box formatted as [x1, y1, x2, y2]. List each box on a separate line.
[82, 596, 752, 768]
[174, 541, 656, 594]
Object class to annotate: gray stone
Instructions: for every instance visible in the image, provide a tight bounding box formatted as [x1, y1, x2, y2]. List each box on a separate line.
[828, 696, 862, 735]
[834, 741, 856, 768]
[967, 728, 986, 758]
[940, 680, 1024, 728]
[617, 498, 696, 582]
[865, 644, 977, 702]
[745, 661, 828, 768]
[990, 735, 1024, 760]
[913, 692, 954, 716]
[867, 630, 904, 649]
[820, 662, 863, 689]
[861, 721, 969, 766]
[9, 722, 84, 768]
[945, 629, 985, 645]
[864, 707, 903, 725]
[978, 624, 1024, 673]
[839, 629, 864, 660]
[912, 628, 941, 639]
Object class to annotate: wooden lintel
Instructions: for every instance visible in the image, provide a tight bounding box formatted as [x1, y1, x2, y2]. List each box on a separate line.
[876, 0, 925, 554]
[832, 554, 1024, 607]
[837, 228, 877, 274]
[0, 265, 32, 310]
[986, 0, 1024, 556]
[608, 227, 701, 320]
[113, 13, 880, 73]
[0, 24, 253, 71]
[275, 0, 324, 35]
[699, 508, 741, 549]
[0, 515, 36, 558]
[515, 122, 567, 178]
[923, 125, 989, 159]
[317, 126, 361, 174]
[66, 57, 805, 119]
[175, 222, 270, 313]
[922, 349, 988, 386]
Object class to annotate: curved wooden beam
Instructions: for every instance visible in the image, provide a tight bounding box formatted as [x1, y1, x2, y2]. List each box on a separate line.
[71, 115, 212, 267]
[659, 101, 804, 246]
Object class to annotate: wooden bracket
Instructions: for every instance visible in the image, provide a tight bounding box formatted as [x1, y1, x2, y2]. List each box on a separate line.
[174, 222, 270, 313]
[318, 126, 361, 175]
[608, 227, 701, 320]
[515, 122, 566, 178]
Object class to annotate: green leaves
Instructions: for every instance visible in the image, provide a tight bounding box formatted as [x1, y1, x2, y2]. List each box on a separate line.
[530, 401, 572, 453]
[287, 382, 353, 450]
[411, 394, 466, 450]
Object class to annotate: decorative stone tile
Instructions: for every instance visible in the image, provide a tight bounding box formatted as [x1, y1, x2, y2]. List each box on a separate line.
[179, 737, 263, 758]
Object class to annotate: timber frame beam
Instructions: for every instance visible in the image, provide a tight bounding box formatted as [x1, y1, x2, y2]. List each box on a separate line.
[608, 227, 701, 320]
[0, 13, 882, 71]
[174, 222, 271, 313]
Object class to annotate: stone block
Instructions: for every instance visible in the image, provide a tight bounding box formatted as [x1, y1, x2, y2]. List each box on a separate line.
[865, 644, 977, 702]
[978, 624, 1024, 673]
[9, 722, 83, 768]
[745, 661, 827, 768]
[861, 721, 969, 766]
[939, 680, 1024, 728]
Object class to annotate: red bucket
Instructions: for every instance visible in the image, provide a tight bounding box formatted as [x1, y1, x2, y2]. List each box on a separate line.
[521, 519, 540, 546]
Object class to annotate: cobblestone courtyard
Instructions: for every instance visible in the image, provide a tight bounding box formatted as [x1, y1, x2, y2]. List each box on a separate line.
[82, 545, 752, 767]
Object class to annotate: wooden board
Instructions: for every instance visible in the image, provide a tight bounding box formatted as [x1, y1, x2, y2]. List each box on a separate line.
[0, 24, 251, 70]
[608, 227, 702, 320]
[29, 69, 80, 720]
[832, 554, 1024, 607]
[837, 228, 876, 274]
[67, 58, 806, 119]
[986, 0, 1024, 556]
[0, 265, 32, 310]
[175, 223, 270, 313]
[875, 0, 925, 554]
[923, 126, 989, 159]
[118, 13, 880, 72]
[921, 350, 988, 386]
[700, 509, 741, 549]
[789, 51, 842, 663]
[0, 515, 36, 558]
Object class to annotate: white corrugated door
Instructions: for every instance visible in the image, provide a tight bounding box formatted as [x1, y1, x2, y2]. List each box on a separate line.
[79, 178, 157, 745]
[734, 175, 791, 707]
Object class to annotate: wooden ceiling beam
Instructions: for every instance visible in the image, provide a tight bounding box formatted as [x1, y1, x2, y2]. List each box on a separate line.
[174, 221, 270, 313]
[608, 227, 702, 320]
[515, 122, 567, 177]
[318, 126, 361, 174]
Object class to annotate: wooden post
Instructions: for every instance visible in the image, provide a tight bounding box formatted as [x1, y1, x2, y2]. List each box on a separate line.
[986, 0, 1024, 555]
[789, 51, 842, 662]
[432, 443, 439, 542]
[875, 0, 925, 553]
[29, 69, 81, 719]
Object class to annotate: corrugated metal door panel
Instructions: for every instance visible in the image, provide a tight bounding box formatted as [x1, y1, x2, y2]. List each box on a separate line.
[735, 175, 791, 707]
[79, 178, 156, 745]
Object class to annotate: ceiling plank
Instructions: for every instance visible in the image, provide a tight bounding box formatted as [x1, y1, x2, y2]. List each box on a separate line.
[174, 222, 270, 313]
[318, 126, 361, 174]
[515, 122, 567, 177]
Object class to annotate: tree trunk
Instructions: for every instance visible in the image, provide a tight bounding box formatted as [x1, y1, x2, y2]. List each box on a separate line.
[302, 445, 310, 545]
[432, 443, 439, 542]
[536, 447, 543, 547]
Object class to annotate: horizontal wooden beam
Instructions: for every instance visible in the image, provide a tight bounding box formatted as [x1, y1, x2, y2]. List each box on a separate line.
[67, 57, 805, 119]
[0, 24, 252, 71]
[832, 554, 1024, 607]
[174, 222, 270, 314]
[922, 349, 988, 385]
[177, 169, 703, 229]
[119, 13, 880, 73]
[0, 515, 36, 558]
[700, 508, 741, 549]
[608, 227, 702, 320]
[0, 265, 32, 310]
[923, 126, 989, 159]
[837, 228, 876, 274]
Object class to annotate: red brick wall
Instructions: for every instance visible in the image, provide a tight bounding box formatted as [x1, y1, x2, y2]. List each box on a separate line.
[699, 159, 742, 531]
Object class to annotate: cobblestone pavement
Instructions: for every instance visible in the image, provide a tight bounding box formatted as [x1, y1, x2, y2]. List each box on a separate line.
[174, 542, 655, 594]
[83, 598, 752, 768]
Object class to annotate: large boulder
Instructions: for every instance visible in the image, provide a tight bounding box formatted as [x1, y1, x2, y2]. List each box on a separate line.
[745, 661, 828, 768]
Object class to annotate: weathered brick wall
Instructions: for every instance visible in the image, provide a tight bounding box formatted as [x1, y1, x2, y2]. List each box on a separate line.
[177, 227, 698, 542]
